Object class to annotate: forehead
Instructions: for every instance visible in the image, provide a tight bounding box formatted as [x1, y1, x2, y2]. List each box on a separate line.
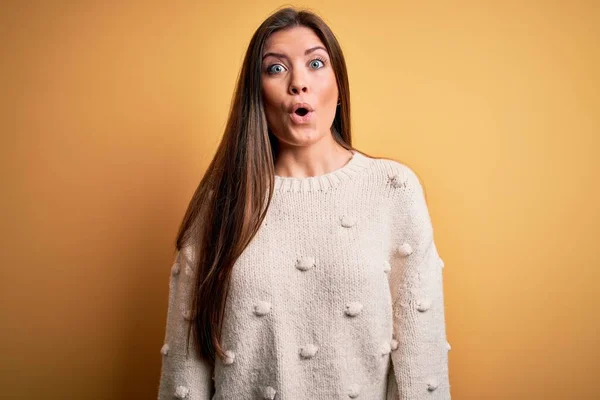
[263, 26, 326, 52]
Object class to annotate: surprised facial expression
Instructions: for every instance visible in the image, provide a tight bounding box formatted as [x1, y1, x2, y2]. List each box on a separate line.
[261, 26, 339, 147]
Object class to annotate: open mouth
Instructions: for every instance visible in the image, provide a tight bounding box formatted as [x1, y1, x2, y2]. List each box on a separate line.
[294, 108, 310, 116]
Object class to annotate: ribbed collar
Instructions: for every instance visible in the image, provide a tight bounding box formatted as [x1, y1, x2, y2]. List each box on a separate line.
[273, 150, 372, 193]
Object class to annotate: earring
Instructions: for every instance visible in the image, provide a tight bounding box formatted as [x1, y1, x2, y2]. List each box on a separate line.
[337, 98, 341, 106]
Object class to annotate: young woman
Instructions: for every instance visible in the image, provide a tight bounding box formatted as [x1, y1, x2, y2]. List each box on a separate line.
[158, 7, 451, 400]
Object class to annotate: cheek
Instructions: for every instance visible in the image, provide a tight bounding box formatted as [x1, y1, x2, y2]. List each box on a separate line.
[324, 74, 338, 100]
[315, 76, 338, 109]
[261, 84, 281, 114]
[261, 78, 280, 100]
[312, 75, 337, 107]
[261, 84, 282, 129]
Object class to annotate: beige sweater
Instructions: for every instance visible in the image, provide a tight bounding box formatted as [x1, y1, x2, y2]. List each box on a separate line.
[157, 150, 451, 399]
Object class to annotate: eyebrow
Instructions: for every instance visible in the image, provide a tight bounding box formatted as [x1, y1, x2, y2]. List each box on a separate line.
[262, 46, 328, 61]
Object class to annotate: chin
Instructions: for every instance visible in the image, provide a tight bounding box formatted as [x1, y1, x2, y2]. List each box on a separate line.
[283, 129, 323, 144]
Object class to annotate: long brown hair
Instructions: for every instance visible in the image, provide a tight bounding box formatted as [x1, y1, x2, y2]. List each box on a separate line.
[173, 6, 417, 366]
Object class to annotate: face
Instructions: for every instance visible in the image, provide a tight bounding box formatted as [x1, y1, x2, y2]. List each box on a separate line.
[261, 26, 339, 148]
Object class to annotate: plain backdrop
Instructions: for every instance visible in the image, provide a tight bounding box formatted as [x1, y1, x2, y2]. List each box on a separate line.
[1, 1, 598, 399]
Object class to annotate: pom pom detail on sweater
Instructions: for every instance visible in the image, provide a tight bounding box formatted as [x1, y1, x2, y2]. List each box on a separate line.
[174, 385, 189, 398]
[160, 343, 169, 356]
[299, 344, 319, 359]
[170, 262, 180, 275]
[348, 383, 361, 398]
[397, 242, 413, 256]
[426, 377, 439, 391]
[253, 301, 272, 316]
[295, 256, 315, 271]
[417, 298, 432, 312]
[380, 341, 392, 356]
[262, 386, 276, 399]
[223, 350, 235, 365]
[383, 260, 391, 273]
[340, 215, 357, 227]
[390, 339, 399, 351]
[344, 301, 363, 317]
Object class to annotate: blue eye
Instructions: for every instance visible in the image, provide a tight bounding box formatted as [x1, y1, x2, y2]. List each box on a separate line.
[309, 58, 326, 69]
[267, 64, 285, 74]
[266, 57, 328, 75]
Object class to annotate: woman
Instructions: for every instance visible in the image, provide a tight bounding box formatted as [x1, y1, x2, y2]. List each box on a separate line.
[158, 7, 451, 400]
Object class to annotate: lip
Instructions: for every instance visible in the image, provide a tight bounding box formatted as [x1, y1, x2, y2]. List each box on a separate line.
[289, 110, 314, 124]
[289, 102, 314, 113]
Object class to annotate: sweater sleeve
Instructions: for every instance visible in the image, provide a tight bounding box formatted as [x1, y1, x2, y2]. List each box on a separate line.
[387, 167, 451, 399]
[158, 246, 214, 400]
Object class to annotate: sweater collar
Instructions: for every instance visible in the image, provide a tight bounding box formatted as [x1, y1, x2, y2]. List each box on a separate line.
[273, 150, 372, 193]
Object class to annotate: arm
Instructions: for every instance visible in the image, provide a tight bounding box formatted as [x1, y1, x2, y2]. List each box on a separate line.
[158, 246, 214, 400]
[388, 167, 451, 399]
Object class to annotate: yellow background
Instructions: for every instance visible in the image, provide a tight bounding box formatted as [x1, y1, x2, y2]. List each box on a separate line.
[1, 1, 598, 399]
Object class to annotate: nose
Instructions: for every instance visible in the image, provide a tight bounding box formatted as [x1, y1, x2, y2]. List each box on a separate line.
[288, 70, 309, 95]
[289, 83, 308, 95]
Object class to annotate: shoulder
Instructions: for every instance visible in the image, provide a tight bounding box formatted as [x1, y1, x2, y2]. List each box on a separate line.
[366, 156, 435, 243]
[357, 153, 432, 225]
[358, 151, 425, 193]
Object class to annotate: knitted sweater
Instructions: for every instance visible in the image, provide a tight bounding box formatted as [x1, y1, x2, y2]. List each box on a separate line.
[157, 149, 451, 399]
